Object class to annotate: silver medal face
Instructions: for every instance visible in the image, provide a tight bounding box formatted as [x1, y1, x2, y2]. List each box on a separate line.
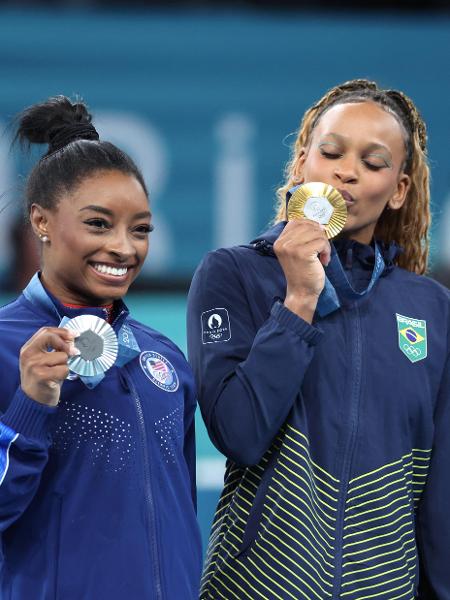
[64, 315, 119, 376]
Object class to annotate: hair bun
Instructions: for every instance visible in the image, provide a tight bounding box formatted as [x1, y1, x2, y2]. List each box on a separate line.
[15, 95, 99, 155]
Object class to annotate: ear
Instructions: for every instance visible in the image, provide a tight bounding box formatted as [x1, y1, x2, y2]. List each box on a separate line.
[30, 204, 51, 241]
[292, 148, 307, 183]
[388, 172, 411, 210]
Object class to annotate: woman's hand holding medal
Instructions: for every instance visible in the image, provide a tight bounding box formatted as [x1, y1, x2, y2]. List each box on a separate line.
[19, 327, 79, 406]
[274, 219, 331, 323]
[274, 182, 347, 323]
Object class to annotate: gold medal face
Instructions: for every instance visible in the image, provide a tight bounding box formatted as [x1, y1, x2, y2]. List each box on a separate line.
[287, 182, 347, 239]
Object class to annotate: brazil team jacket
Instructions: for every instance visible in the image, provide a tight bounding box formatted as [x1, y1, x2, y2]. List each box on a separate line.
[187, 222, 450, 600]
[0, 274, 202, 600]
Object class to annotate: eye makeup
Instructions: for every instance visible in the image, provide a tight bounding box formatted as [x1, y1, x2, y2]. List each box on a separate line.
[317, 138, 393, 169]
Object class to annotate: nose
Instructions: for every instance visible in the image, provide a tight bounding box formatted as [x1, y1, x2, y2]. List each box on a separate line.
[333, 156, 358, 184]
[107, 229, 136, 261]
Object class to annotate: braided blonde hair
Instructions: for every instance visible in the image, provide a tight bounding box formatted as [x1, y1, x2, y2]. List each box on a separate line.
[275, 79, 430, 274]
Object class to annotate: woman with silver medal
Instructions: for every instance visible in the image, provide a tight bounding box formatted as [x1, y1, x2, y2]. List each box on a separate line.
[187, 80, 450, 598]
[0, 97, 202, 599]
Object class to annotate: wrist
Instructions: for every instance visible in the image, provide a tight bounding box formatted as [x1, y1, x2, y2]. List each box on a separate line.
[21, 385, 59, 408]
[284, 292, 319, 323]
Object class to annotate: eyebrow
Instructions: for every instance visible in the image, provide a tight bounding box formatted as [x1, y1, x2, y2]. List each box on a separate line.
[320, 133, 393, 158]
[79, 205, 152, 219]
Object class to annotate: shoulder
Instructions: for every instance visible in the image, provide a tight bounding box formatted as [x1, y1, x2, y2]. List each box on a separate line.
[0, 295, 51, 347]
[193, 244, 274, 289]
[197, 245, 259, 271]
[0, 295, 29, 320]
[0, 291, 53, 321]
[127, 318, 189, 364]
[390, 267, 450, 303]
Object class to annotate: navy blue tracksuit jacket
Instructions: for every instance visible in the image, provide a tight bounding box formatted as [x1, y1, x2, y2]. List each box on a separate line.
[0, 275, 202, 599]
[187, 223, 450, 600]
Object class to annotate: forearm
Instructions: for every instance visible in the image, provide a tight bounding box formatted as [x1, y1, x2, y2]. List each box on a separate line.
[196, 302, 322, 466]
[0, 388, 55, 531]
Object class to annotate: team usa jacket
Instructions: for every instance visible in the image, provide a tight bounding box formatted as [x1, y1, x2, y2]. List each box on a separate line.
[0, 274, 202, 600]
[187, 222, 450, 600]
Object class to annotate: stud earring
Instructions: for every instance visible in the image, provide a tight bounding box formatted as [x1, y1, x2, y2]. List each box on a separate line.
[40, 234, 49, 243]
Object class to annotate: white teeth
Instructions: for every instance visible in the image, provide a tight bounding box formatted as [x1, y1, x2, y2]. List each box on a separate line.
[93, 263, 128, 277]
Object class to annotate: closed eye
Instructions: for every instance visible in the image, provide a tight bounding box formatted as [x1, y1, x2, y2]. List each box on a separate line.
[321, 149, 388, 171]
[320, 150, 342, 160]
[363, 161, 385, 171]
[364, 154, 391, 170]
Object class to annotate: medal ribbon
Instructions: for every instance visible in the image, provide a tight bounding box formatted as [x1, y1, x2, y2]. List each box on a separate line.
[317, 242, 385, 317]
[59, 316, 140, 389]
[284, 185, 385, 317]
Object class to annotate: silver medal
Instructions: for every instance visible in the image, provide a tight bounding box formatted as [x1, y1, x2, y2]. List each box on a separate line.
[64, 315, 118, 377]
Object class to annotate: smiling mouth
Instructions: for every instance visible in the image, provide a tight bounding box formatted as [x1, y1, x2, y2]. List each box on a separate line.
[91, 263, 130, 277]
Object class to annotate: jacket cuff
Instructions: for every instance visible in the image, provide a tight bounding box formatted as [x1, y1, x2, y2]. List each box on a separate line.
[2, 388, 57, 441]
[271, 300, 323, 345]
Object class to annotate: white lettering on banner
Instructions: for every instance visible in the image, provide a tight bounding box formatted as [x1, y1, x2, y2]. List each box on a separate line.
[215, 113, 256, 249]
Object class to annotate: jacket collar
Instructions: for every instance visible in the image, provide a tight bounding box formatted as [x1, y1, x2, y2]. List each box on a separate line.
[250, 222, 285, 249]
[22, 273, 130, 331]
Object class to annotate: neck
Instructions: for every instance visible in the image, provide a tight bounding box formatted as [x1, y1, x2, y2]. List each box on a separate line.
[40, 272, 113, 307]
[335, 232, 374, 245]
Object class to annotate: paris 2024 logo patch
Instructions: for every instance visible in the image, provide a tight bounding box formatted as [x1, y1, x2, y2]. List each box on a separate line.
[201, 308, 231, 344]
[396, 313, 427, 364]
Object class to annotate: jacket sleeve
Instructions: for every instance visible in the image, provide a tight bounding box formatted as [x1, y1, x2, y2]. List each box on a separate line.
[416, 347, 450, 599]
[0, 387, 56, 532]
[186, 249, 322, 466]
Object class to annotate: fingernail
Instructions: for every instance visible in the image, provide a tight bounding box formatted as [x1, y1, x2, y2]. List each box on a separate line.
[69, 346, 81, 357]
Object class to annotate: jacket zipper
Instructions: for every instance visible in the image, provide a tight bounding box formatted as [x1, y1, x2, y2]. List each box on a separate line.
[125, 370, 163, 600]
[332, 303, 363, 599]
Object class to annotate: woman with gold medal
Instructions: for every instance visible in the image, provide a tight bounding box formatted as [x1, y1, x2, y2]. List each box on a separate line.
[187, 80, 449, 599]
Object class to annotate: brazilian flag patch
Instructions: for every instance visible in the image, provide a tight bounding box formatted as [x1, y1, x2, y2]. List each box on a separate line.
[396, 313, 427, 363]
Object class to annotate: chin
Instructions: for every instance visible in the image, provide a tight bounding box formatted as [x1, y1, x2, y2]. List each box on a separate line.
[83, 284, 127, 305]
[100, 286, 129, 302]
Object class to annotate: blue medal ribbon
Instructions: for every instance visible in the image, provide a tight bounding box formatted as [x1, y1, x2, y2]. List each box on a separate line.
[115, 323, 141, 367]
[59, 316, 140, 389]
[317, 242, 385, 317]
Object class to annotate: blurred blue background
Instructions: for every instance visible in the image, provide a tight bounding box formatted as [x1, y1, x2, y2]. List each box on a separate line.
[1, 5, 450, 549]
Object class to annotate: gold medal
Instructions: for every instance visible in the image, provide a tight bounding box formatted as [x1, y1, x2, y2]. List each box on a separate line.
[287, 182, 347, 239]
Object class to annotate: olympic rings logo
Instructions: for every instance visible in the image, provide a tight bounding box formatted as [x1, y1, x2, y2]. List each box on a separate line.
[209, 333, 223, 340]
[402, 343, 422, 358]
